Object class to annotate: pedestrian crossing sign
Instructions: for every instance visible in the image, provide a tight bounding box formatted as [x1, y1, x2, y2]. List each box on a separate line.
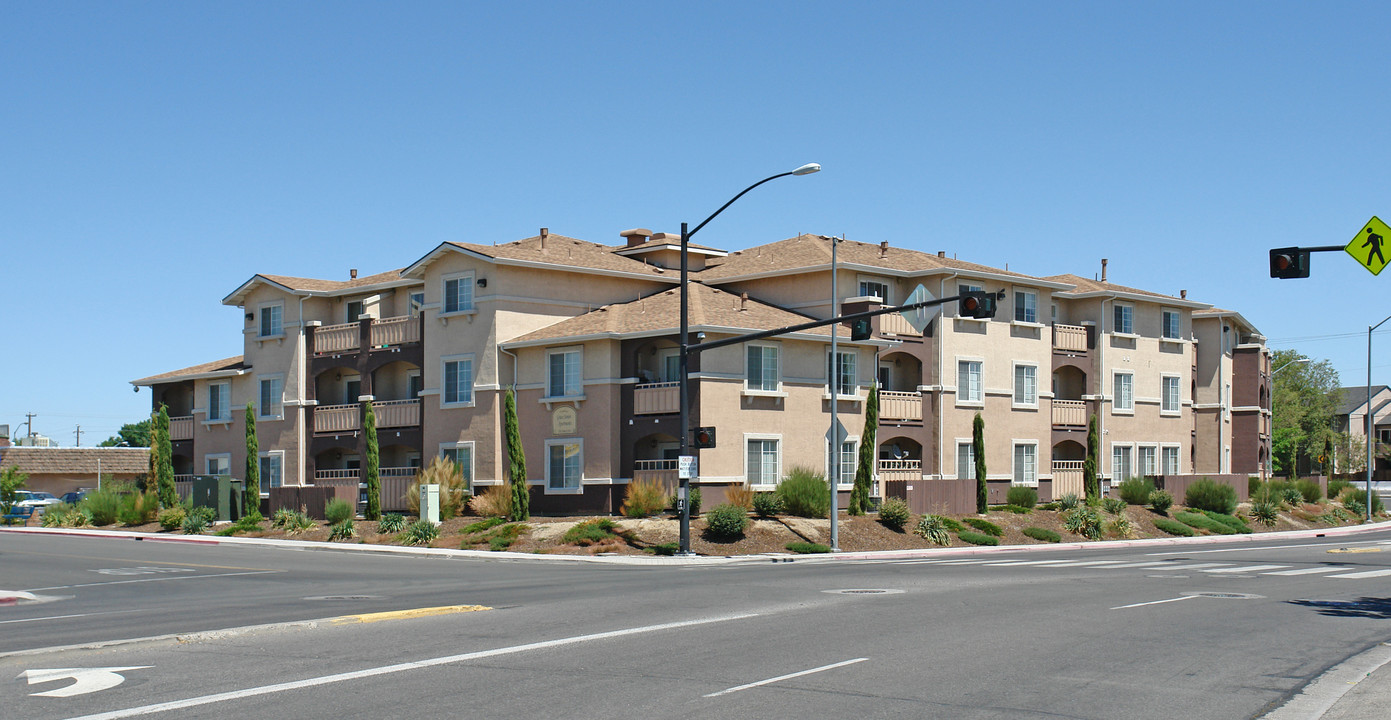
[1346, 216, 1390, 276]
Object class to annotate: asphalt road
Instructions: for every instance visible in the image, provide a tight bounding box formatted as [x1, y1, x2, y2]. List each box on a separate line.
[3, 529, 1390, 719]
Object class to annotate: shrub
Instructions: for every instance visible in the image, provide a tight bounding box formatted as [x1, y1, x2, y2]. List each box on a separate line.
[1320, 506, 1352, 524]
[786, 541, 831, 554]
[621, 478, 669, 518]
[1101, 497, 1127, 514]
[914, 515, 951, 546]
[1296, 479, 1323, 504]
[724, 486, 755, 511]
[1154, 517, 1196, 536]
[1344, 498, 1366, 518]
[964, 517, 1003, 536]
[469, 485, 512, 518]
[1249, 498, 1280, 527]
[939, 516, 966, 532]
[959, 531, 999, 546]
[461, 517, 507, 535]
[182, 508, 212, 534]
[752, 492, 784, 517]
[324, 498, 354, 525]
[486, 524, 525, 552]
[647, 542, 679, 556]
[995, 504, 1032, 514]
[1148, 490, 1174, 515]
[1327, 479, 1352, 498]
[272, 508, 296, 527]
[877, 497, 911, 531]
[1185, 478, 1238, 514]
[1056, 493, 1081, 511]
[1201, 510, 1250, 533]
[1340, 488, 1385, 515]
[406, 456, 469, 520]
[40, 504, 76, 528]
[1107, 514, 1135, 538]
[705, 503, 749, 538]
[274, 508, 314, 534]
[118, 491, 160, 526]
[1022, 527, 1060, 543]
[1006, 486, 1037, 509]
[1249, 476, 1263, 496]
[400, 519, 440, 546]
[1279, 487, 1303, 507]
[377, 513, 406, 533]
[562, 519, 619, 545]
[328, 519, 357, 541]
[1174, 510, 1237, 535]
[83, 483, 134, 526]
[1117, 477, 1157, 505]
[777, 467, 830, 518]
[1063, 506, 1103, 540]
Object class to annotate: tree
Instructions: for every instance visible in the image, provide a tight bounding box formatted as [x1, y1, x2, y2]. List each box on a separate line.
[849, 382, 878, 515]
[1336, 432, 1367, 476]
[1084, 413, 1099, 501]
[244, 402, 260, 513]
[1, 466, 28, 512]
[363, 400, 381, 521]
[100, 419, 151, 447]
[1270, 349, 1340, 476]
[973, 412, 987, 514]
[505, 387, 529, 521]
[153, 405, 176, 509]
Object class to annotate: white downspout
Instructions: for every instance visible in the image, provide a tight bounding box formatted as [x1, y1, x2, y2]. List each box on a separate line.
[297, 295, 307, 486]
[1099, 298, 1109, 489]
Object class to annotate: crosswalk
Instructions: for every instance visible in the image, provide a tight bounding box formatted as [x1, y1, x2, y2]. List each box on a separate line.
[851, 556, 1391, 581]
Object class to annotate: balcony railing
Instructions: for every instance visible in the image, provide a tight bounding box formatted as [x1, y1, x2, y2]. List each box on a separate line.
[879, 313, 922, 337]
[877, 458, 922, 483]
[634, 382, 679, 415]
[1052, 399, 1087, 427]
[313, 315, 420, 355]
[879, 390, 922, 421]
[1052, 460, 1085, 497]
[169, 416, 193, 441]
[375, 399, 421, 428]
[1053, 323, 1088, 352]
[370, 315, 420, 347]
[315, 404, 359, 433]
[313, 466, 419, 482]
[632, 460, 678, 491]
[315, 322, 359, 354]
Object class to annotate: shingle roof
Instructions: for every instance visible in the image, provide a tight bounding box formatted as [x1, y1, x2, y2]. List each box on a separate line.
[504, 283, 836, 346]
[131, 356, 247, 386]
[1337, 386, 1391, 416]
[697, 235, 1040, 282]
[443, 233, 676, 278]
[0, 447, 151, 475]
[1047, 274, 1189, 302]
[257, 268, 410, 293]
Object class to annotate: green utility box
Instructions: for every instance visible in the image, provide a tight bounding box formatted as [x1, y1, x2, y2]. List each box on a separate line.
[190, 475, 245, 522]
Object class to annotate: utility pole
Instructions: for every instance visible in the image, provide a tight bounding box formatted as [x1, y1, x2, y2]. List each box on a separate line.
[24, 412, 37, 439]
[73, 425, 83, 447]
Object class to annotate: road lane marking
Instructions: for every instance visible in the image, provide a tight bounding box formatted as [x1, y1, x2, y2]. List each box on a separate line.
[1026, 560, 1128, 567]
[1143, 563, 1230, 571]
[19, 666, 152, 697]
[1203, 565, 1290, 574]
[1262, 566, 1354, 576]
[0, 610, 139, 626]
[1325, 568, 1391, 579]
[1094, 561, 1172, 568]
[61, 612, 763, 719]
[1147, 540, 1386, 556]
[982, 560, 1070, 566]
[1111, 596, 1199, 610]
[704, 657, 868, 697]
[26, 570, 281, 592]
[332, 606, 491, 624]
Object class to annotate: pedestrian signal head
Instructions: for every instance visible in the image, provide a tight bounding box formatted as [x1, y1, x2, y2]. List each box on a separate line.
[959, 290, 998, 319]
[1268, 247, 1310, 279]
[850, 318, 873, 341]
[694, 427, 716, 449]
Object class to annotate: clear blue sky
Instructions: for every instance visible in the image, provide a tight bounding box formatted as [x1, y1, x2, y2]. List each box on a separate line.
[4, 1, 1388, 445]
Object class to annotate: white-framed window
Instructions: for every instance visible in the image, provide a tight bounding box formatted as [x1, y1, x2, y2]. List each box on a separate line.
[409, 291, 426, 317]
[957, 359, 983, 404]
[1013, 363, 1038, 407]
[745, 343, 780, 392]
[859, 278, 891, 303]
[442, 272, 474, 314]
[259, 303, 283, 338]
[1013, 442, 1038, 487]
[1014, 290, 1037, 323]
[826, 439, 856, 486]
[1112, 445, 1133, 481]
[1138, 446, 1157, 477]
[547, 347, 582, 397]
[1161, 375, 1181, 414]
[442, 355, 474, 406]
[828, 350, 857, 396]
[259, 451, 284, 489]
[439, 442, 474, 490]
[207, 382, 230, 422]
[957, 441, 975, 480]
[1113, 303, 1134, 334]
[1112, 372, 1134, 413]
[258, 375, 284, 420]
[205, 454, 231, 476]
[1161, 308, 1181, 340]
[546, 439, 582, 492]
[746, 437, 781, 486]
[1162, 446, 1181, 475]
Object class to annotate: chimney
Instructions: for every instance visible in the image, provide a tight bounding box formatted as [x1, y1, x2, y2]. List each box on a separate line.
[350, 268, 358, 280]
[880, 241, 889, 258]
[1180, 289, 1187, 299]
[1101, 258, 1108, 283]
[938, 250, 946, 258]
[540, 227, 548, 249]
[620, 228, 653, 248]
[740, 292, 748, 311]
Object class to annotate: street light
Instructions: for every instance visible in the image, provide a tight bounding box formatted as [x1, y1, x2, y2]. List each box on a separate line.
[1367, 315, 1391, 521]
[1270, 357, 1309, 376]
[678, 163, 821, 555]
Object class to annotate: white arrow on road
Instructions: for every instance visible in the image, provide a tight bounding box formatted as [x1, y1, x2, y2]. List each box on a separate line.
[18, 666, 152, 697]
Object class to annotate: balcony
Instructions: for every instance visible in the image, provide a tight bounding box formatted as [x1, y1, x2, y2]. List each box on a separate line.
[312, 315, 421, 355]
[877, 458, 922, 483]
[1053, 323, 1088, 352]
[169, 416, 194, 441]
[879, 313, 922, 337]
[315, 404, 359, 433]
[314, 399, 421, 434]
[1052, 460, 1085, 497]
[878, 390, 922, 421]
[634, 382, 679, 415]
[375, 399, 421, 428]
[1052, 399, 1087, 427]
[313, 466, 419, 482]
[632, 459, 678, 489]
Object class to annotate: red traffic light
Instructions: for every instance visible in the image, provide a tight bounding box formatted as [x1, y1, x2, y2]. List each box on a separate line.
[1269, 247, 1310, 279]
[694, 427, 716, 449]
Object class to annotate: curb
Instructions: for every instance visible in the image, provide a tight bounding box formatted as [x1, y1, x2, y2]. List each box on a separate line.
[3, 519, 1389, 566]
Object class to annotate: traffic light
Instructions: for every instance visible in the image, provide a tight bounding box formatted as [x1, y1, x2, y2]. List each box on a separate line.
[850, 318, 873, 341]
[959, 290, 998, 319]
[694, 427, 716, 449]
[1269, 247, 1310, 279]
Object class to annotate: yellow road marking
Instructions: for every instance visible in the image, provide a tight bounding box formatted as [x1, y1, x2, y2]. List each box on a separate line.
[333, 605, 491, 624]
[1328, 547, 1383, 554]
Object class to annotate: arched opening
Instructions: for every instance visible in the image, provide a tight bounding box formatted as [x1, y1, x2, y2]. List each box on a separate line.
[1051, 365, 1087, 401]
[1051, 440, 1087, 497]
[633, 340, 682, 384]
[632, 432, 680, 492]
[877, 351, 922, 392]
[877, 436, 923, 483]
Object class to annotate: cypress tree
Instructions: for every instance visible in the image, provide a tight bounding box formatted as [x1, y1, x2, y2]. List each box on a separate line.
[505, 387, 529, 521]
[364, 400, 381, 520]
[973, 412, 987, 514]
[1084, 413, 1100, 501]
[245, 402, 260, 513]
[155, 405, 176, 509]
[849, 382, 878, 515]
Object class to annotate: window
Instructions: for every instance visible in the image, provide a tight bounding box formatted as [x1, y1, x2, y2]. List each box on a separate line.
[1013, 364, 1037, 407]
[747, 438, 780, 485]
[828, 350, 857, 396]
[859, 279, 890, 303]
[443, 273, 474, 314]
[957, 442, 976, 480]
[344, 376, 361, 404]
[548, 348, 582, 397]
[547, 440, 582, 490]
[661, 350, 681, 382]
[1162, 446, 1180, 475]
[1162, 308, 1181, 340]
[1013, 443, 1037, 487]
[408, 371, 423, 399]
[443, 357, 473, 405]
[1138, 446, 1157, 477]
[208, 382, 230, 422]
[1162, 375, 1181, 414]
[1113, 372, 1133, 412]
[957, 360, 982, 403]
[259, 304, 283, 338]
[1014, 290, 1037, 323]
[1112, 445, 1133, 481]
[347, 300, 365, 323]
[827, 440, 855, 485]
[745, 344, 780, 392]
[1113, 303, 1134, 334]
[259, 451, 283, 489]
[439, 443, 474, 490]
[205, 454, 230, 476]
[258, 376, 283, 420]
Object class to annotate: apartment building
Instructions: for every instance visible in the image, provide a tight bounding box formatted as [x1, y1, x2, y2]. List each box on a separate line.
[132, 230, 1270, 514]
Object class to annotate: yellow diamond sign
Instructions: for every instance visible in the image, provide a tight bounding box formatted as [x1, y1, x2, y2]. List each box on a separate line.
[1346, 215, 1390, 276]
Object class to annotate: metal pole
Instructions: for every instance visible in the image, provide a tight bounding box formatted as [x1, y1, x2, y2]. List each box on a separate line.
[679, 221, 692, 555]
[829, 235, 839, 551]
[1367, 315, 1390, 521]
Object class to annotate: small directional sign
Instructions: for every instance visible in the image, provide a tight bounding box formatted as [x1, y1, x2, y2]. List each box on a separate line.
[1346, 216, 1390, 276]
[901, 284, 939, 334]
[19, 666, 152, 697]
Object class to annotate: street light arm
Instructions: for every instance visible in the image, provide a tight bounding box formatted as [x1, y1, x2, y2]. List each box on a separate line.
[687, 164, 819, 239]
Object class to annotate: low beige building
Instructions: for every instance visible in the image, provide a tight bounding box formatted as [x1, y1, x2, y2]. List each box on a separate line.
[0, 447, 151, 496]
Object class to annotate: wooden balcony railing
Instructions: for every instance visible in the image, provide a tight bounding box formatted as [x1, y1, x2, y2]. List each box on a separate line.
[313, 466, 419, 482]
[370, 315, 420, 347]
[375, 399, 421, 428]
[1052, 461, 1085, 497]
[634, 382, 679, 415]
[632, 461, 678, 491]
[315, 403, 359, 433]
[315, 322, 359, 353]
[169, 416, 194, 441]
[877, 458, 922, 483]
[879, 313, 922, 337]
[878, 390, 922, 421]
[1053, 323, 1088, 352]
[1052, 399, 1087, 427]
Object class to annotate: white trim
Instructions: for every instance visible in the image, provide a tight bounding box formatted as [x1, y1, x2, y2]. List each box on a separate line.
[438, 441, 475, 488]
[545, 346, 584, 400]
[744, 340, 782, 393]
[824, 434, 859, 489]
[258, 449, 285, 489]
[1011, 361, 1039, 409]
[1012, 288, 1039, 324]
[1160, 373, 1182, 416]
[206, 381, 232, 423]
[256, 373, 286, 421]
[1160, 307, 1183, 341]
[1112, 301, 1135, 335]
[1011, 440, 1039, 487]
[955, 439, 976, 481]
[955, 356, 984, 406]
[1111, 370, 1134, 414]
[743, 433, 782, 490]
[440, 354, 475, 408]
[544, 438, 584, 494]
[440, 270, 476, 316]
[204, 453, 232, 476]
[257, 301, 285, 340]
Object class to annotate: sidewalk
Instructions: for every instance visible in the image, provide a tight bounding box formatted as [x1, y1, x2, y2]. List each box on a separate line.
[1321, 652, 1391, 720]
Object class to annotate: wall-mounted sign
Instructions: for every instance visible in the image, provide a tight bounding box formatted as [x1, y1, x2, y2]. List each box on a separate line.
[552, 406, 578, 435]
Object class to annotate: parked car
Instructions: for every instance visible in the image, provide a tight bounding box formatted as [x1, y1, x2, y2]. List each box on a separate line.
[61, 490, 90, 504]
[15, 491, 64, 514]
